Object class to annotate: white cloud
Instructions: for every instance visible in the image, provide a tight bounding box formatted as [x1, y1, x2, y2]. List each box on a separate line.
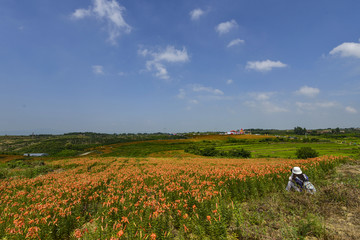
[177, 89, 186, 99]
[71, 0, 131, 45]
[246, 92, 287, 113]
[92, 65, 104, 74]
[177, 85, 224, 109]
[246, 60, 287, 72]
[329, 42, 360, 58]
[227, 38, 245, 48]
[296, 101, 337, 110]
[226, 79, 233, 85]
[191, 84, 224, 95]
[140, 46, 189, 80]
[262, 101, 288, 113]
[345, 106, 357, 113]
[250, 92, 274, 101]
[153, 46, 189, 63]
[245, 100, 287, 113]
[215, 19, 238, 35]
[189, 99, 199, 104]
[146, 62, 169, 80]
[189, 8, 205, 21]
[316, 102, 337, 108]
[72, 8, 92, 19]
[296, 86, 320, 97]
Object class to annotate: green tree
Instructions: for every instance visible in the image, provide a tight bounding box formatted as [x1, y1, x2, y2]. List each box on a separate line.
[332, 127, 340, 134]
[294, 126, 307, 135]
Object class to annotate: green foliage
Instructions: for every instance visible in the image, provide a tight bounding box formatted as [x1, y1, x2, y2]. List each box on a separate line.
[54, 149, 79, 157]
[226, 148, 251, 158]
[0, 169, 7, 179]
[297, 214, 325, 238]
[225, 137, 250, 144]
[105, 141, 191, 157]
[185, 144, 251, 158]
[294, 126, 307, 135]
[200, 146, 219, 156]
[296, 147, 319, 159]
[0, 133, 187, 156]
[1, 159, 59, 179]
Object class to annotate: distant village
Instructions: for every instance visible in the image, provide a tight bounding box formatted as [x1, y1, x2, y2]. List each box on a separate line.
[224, 129, 247, 135]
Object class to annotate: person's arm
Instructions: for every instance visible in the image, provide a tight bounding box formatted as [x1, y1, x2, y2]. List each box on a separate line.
[288, 173, 293, 181]
[303, 174, 309, 181]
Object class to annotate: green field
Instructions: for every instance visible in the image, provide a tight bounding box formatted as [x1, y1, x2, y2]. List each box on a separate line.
[1, 130, 359, 160]
[98, 136, 359, 159]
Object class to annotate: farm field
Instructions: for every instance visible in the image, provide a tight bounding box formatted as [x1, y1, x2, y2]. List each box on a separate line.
[96, 135, 359, 159]
[0, 133, 359, 239]
[0, 154, 357, 239]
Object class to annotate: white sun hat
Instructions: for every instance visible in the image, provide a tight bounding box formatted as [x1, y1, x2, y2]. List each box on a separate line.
[292, 167, 302, 175]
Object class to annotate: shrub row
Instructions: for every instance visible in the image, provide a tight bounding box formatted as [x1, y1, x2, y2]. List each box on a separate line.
[185, 145, 251, 158]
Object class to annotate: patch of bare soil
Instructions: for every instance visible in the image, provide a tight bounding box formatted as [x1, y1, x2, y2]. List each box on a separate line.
[324, 162, 360, 240]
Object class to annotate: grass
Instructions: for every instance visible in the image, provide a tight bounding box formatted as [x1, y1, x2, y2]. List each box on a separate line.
[102, 141, 192, 157]
[227, 161, 360, 239]
[99, 136, 359, 159]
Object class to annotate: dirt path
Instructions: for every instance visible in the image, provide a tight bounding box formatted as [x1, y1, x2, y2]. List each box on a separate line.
[324, 161, 360, 239]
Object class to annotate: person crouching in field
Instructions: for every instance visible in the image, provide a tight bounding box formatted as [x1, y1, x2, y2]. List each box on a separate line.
[286, 166, 316, 194]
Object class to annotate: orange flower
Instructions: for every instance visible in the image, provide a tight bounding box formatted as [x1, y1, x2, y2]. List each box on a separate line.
[74, 229, 82, 239]
[26, 226, 40, 239]
[121, 216, 129, 223]
[150, 233, 157, 239]
[206, 215, 211, 224]
[117, 229, 124, 237]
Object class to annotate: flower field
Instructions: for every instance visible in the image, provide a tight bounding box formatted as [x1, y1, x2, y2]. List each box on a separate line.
[0, 155, 347, 239]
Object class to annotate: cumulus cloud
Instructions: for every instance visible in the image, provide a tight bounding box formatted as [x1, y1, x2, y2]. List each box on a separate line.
[139, 46, 189, 80]
[215, 19, 238, 35]
[92, 65, 104, 74]
[329, 42, 360, 58]
[345, 106, 357, 113]
[189, 8, 205, 21]
[227, 38, 245, 48]
[146, 62, 168, 80]
[246, 60, 287, 72]
[71, 0, 131, 45]
[152, 46, 189, 63]
[191, 84, 224, 95]
[72, 8, 92, 18]
[250, 92, 274, 101]
[296, 86, 320, 97]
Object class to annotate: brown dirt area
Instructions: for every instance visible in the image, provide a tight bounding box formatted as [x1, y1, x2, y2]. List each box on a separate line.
[324, 161, 360, 239]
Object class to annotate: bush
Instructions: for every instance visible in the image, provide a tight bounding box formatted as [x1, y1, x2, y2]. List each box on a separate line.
[200, 146, 219, 156]
[296, 147, 319, 159]
[227, 148, 251, 158]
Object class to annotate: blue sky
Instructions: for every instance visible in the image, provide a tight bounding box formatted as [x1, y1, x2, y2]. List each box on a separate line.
[1, 0, 360, 134]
